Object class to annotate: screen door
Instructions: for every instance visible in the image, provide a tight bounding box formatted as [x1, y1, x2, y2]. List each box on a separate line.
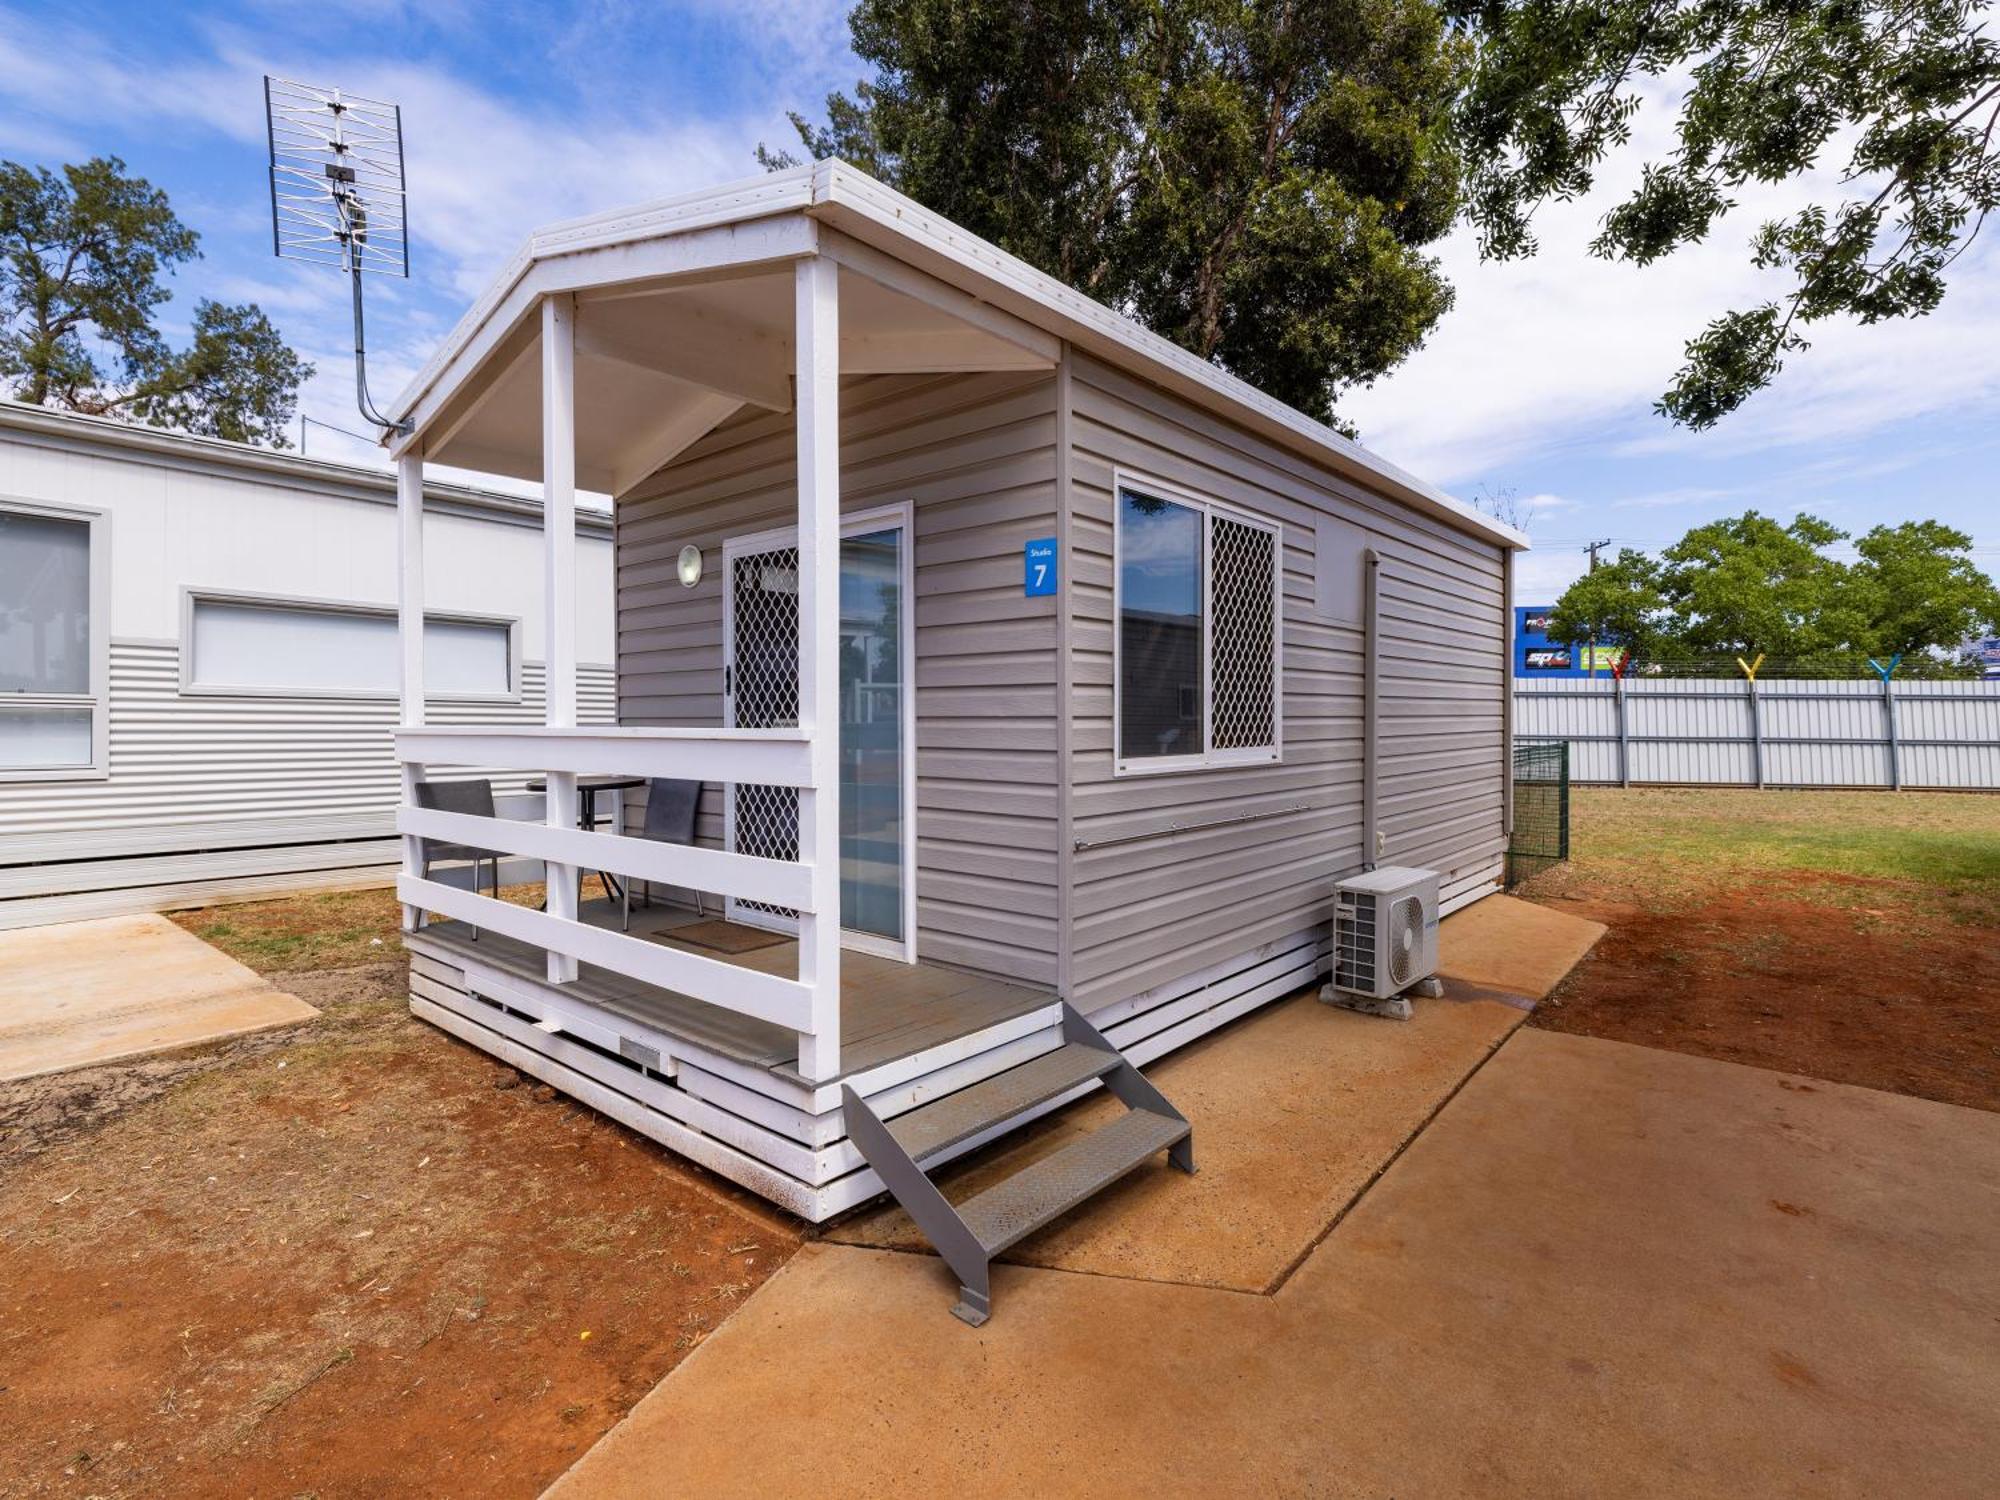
[724, 515, 909, 951]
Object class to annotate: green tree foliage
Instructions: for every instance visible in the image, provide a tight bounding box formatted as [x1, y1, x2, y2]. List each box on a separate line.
[1451, 0, 2000, 428]
[0, 156, 311, 446]
[1545, 510, 2000, 670]
[764, 0, 1468, 429]
[1849, 519, 2000, 660]
[1544, 546, 1666, 657]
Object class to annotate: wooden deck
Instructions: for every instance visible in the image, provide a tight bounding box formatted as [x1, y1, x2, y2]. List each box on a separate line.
[405, 896, 1052, 1083]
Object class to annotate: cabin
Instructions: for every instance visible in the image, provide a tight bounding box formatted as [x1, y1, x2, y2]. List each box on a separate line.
[383, 161, 1525, 1317]
[0, 402, 613, 930]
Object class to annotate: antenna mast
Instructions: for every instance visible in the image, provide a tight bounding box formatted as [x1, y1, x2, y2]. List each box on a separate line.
[265, 76, 413, 436]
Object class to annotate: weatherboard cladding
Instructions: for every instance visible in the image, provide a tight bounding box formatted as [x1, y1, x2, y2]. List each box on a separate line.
[1062, 352, 1505, 1010]
[613, 370, 1062, 987]
[613, 356, 1506, 1013]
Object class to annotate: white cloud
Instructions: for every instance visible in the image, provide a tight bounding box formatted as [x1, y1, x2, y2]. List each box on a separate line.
[0, 13, 258, 145]
[1341, 76, 2000, 487]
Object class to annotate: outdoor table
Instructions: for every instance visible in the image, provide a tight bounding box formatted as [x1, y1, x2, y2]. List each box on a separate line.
[525, 774, 647, 904]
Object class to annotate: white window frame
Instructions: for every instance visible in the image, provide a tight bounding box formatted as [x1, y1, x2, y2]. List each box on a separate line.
[177, 587, 523, 703]
[720, 501, 919, 965]
[0, 495, 110, 783]
[1111, 469, 1283, 777]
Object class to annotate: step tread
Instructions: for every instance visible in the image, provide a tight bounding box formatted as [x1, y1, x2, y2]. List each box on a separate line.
[887, 1042, 1123, 1165]
[958, 1107, 1188, 1256]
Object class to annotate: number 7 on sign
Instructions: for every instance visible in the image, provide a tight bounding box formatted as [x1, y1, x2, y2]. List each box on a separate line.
[1023, 537, 1058, 597]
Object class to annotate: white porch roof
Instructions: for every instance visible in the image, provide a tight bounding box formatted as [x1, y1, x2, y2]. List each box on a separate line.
[388, 159, 1527, 551]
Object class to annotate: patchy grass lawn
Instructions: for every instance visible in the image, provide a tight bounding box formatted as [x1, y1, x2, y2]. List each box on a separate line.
[1523, 788, 2000, 1110]
[0, 880, 796, 1500]
[167, 877, 614, 973]
[1528, 786, 2000, 916]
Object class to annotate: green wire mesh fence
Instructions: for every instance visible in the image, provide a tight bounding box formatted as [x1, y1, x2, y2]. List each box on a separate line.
[1507, 741, 1570, 886]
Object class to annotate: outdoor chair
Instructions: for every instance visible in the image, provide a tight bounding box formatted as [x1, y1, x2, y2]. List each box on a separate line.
[623, 778, 707, 932]
[413, 778, 502, 939]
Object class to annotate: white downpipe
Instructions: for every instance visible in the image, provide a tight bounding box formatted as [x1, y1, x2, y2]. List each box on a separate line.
[396, 451, 426, 932]
[794, 255, 842, 1082]
[542, 293, 581, 984]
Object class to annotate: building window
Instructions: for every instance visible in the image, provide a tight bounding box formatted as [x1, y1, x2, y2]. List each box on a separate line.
[1115, 479, 1281, 773]
[0, 500, 106, 778]
[184, 594, 516, 699]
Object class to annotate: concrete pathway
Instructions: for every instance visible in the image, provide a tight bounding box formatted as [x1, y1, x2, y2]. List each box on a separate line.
[549, 1029, 2000, 1499]
[828, 893, 1602, 1290]
[0, 914, 316, 1081]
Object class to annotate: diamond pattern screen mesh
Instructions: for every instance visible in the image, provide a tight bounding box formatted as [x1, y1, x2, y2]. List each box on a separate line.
[1210, 514, 1276, 751]
[729, 545, 801, 920]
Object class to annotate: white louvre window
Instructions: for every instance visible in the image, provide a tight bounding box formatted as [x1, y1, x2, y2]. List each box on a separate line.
[0, 502, 103, 777]
[186, 596, 514, 698]
[1115, 481, 1281, 772]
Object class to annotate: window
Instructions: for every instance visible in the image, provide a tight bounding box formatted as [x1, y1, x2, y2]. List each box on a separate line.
[1, 500, 105, 778]
[1115, 479, 1280, 772]
[184, 594, 515, 698]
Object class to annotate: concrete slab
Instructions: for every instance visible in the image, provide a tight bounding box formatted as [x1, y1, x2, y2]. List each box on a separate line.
[547, 1030, 2000, 1500]
[828, 989, 1527, 1290]
[0, 914, 317, 1081]
[1436, 891, 1607, 999]
[826, 893, 1604, 1289]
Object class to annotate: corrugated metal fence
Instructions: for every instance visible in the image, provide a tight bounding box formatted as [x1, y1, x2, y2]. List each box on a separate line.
[1515, 677, 2000, 790]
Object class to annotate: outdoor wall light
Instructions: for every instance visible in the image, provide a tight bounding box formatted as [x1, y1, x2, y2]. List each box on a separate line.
[677, 544, 703, 588]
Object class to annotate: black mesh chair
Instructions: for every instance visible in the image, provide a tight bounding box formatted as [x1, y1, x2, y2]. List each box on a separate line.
[414, 778, 502, 939]
[624, 778, 706, 932]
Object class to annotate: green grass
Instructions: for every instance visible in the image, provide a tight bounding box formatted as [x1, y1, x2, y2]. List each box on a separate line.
[172, 887, 407, 973]
[1526, 787, 2000, 916]
[169, 877, 614, 975]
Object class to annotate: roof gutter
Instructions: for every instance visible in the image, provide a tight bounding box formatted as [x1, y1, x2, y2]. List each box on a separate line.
[0, 400, 612, 536]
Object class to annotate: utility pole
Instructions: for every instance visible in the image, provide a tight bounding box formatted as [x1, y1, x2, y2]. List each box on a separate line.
[1584, 540, 1611, 674]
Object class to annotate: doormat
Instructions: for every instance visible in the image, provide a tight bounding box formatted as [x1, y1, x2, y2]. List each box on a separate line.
[660, 919, 789, 955]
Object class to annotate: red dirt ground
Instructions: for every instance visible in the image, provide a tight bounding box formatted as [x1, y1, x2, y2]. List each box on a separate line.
[0, 960, 800, 1499]
[1530, 874, 2000, 1112]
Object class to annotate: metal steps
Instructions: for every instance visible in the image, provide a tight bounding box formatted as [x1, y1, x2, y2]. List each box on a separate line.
[888, 1041, 1123, 1165]
[958, 1107, 1189, 1256]
[841, 1002, 1193, 1326]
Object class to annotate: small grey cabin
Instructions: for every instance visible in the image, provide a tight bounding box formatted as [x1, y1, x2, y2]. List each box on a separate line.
[382, 161, 1525, 1303]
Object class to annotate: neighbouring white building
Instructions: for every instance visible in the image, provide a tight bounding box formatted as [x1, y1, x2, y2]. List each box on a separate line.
[0, 400, 613, 929]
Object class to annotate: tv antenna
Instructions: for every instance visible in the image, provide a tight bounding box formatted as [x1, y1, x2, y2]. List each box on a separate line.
[264, 76, 412, 435]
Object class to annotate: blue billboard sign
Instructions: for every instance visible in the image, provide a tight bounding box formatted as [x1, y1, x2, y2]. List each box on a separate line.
[1515, 605, 1623, 678]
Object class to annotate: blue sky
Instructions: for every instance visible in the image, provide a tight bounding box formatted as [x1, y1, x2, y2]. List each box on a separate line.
[3, 1, 1995, 604]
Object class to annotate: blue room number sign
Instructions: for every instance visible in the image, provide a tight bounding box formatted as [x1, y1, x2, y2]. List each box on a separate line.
[1024, 537, 1058, 597]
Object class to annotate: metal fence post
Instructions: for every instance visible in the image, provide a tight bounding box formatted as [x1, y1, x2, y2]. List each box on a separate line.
[1745, 676, 1765, 788]
[1613, 673, 1631, 787]
[1737, 655, 1766, 788]
[1876, 665, 1904, 791]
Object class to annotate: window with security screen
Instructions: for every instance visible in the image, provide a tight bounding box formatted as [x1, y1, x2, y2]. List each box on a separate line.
[1115, 480, 1281, 772]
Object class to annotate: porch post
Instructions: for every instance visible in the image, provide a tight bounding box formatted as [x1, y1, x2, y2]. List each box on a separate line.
[396, 451, 426, 932]
[795, 254, 842, 1082]
[543, 293, 581, 983]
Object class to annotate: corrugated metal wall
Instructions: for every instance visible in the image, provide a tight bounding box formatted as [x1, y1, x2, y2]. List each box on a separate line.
[0, 646, 613, 919]
[614, 371, 1063, 985]
[1063, 352, 1508, 1012]
[1516, 677, 2000, 789]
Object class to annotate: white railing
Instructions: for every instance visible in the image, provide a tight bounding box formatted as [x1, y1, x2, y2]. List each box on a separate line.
[394, 724, 838, 1065]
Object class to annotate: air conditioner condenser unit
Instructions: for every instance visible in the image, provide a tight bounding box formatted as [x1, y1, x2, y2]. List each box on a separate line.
[1323, 866, 1441, 1020]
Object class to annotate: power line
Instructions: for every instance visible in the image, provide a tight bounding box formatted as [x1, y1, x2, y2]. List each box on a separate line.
[298, 413, 381, 454]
